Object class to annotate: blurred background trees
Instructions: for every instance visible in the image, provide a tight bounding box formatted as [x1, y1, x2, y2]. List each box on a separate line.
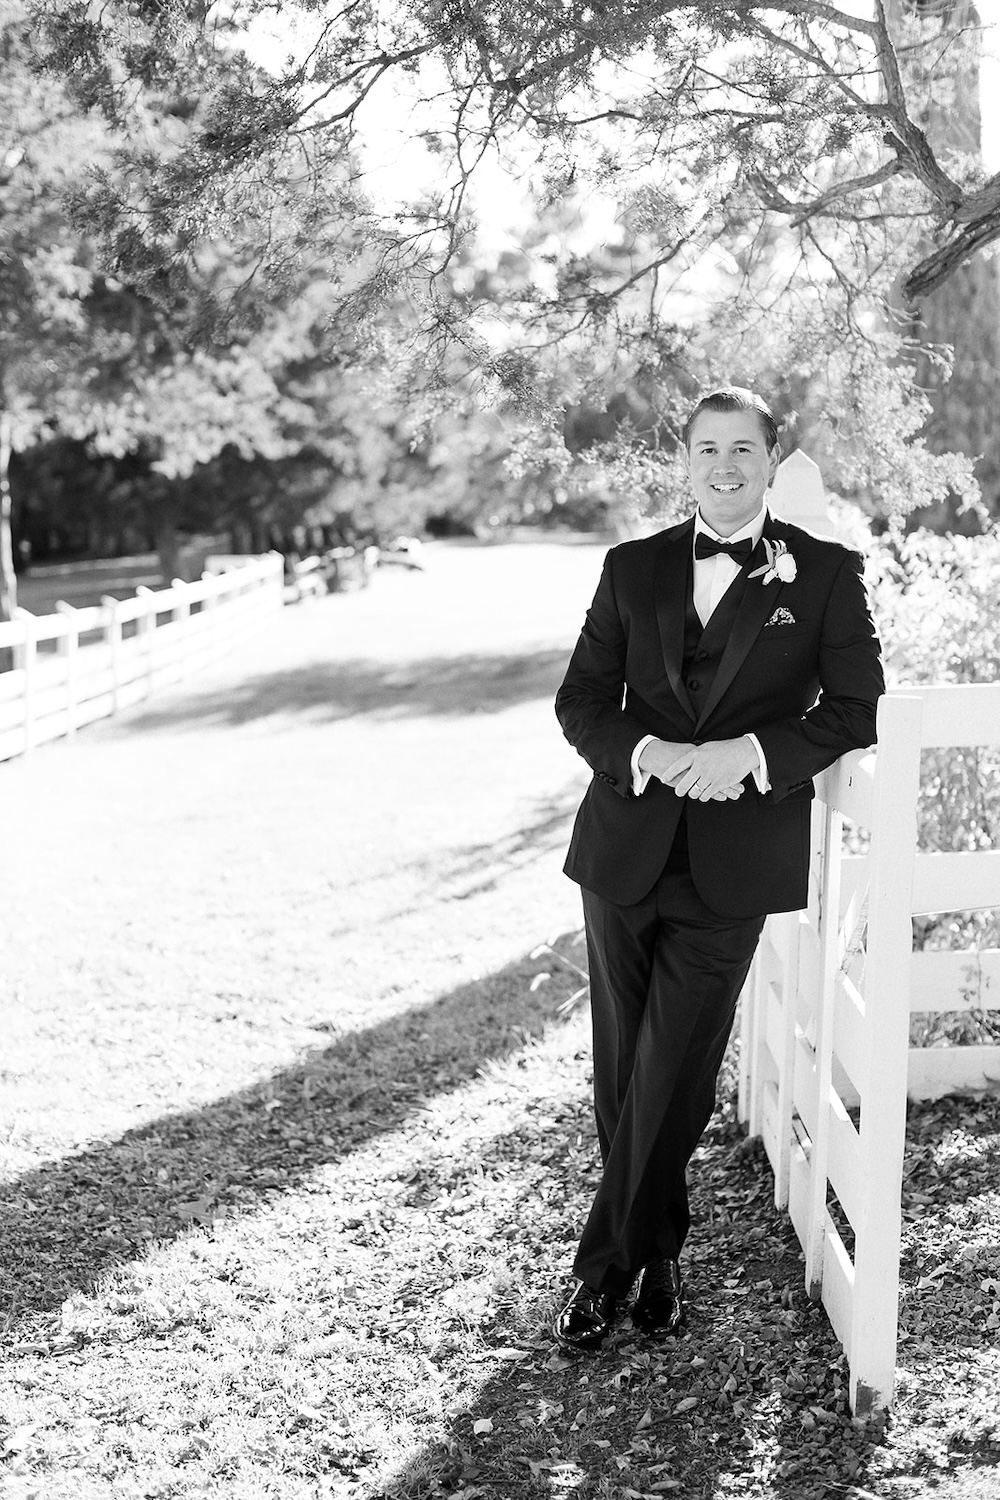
[2, 0, 999, 621]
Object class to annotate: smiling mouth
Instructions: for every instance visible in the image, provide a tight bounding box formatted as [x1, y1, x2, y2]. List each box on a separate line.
[711, 482, 742, 492]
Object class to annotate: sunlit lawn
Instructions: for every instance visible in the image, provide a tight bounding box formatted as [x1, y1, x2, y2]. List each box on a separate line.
[2, 540, 999, 1500]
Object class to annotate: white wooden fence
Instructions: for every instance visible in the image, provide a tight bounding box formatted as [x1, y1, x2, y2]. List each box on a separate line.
[738, 683, 1000, 1416]
[0, 553, 284, 762]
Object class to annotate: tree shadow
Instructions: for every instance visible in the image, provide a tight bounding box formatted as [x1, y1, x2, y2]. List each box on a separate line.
[362, 1128, 899, 1500]
[0, 940, 582, 1342]
[117, 647, 572, 735]
[316, 786, 585, 939]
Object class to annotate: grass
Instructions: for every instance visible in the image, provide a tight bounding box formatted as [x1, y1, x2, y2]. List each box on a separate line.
[2, 539, 1000, 1500]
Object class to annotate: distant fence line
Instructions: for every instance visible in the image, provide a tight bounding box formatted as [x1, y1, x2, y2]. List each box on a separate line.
[0, 553, 284, 763]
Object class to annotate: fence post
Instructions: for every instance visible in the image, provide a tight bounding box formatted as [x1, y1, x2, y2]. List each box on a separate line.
[769, 450, 836, 536]
[848, 693, 922, 1416]
[55, 600, 80, 738]
[172, 578, 190, 677]
[101, 595, 122, 713]
[802, 794, 846, 1300]
[770, 906, 802, 1211]
[14, 608, 36, 755]
[135, 585, 156, 693]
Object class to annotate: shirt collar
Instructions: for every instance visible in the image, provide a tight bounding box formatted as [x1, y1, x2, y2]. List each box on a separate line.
[694, 501, 769, 549]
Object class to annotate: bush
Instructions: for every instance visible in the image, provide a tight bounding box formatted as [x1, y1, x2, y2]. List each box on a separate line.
[867, 529, 1000, 1043]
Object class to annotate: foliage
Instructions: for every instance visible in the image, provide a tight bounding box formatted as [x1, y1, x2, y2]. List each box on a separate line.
[15, 0, 1000, 537]
[28, 0, 1000, 309]
[868, 527, 1000, 1040]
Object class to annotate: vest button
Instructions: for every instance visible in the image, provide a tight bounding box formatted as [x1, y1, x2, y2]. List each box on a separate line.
[688, 677, 701, 691]
[695, 649, 709, 661]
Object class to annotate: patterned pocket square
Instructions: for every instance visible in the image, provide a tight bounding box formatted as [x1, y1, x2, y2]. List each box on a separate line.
[764, 606, 797, 627]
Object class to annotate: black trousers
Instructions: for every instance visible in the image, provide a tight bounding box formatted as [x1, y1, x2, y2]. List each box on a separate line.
[573, 826, 765, 1297]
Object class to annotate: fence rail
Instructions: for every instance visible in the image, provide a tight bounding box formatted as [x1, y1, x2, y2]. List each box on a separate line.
[0, 553, 284, 762]
[739, 683, 1000, 1416]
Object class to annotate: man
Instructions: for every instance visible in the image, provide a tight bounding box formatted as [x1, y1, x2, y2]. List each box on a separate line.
[553, 386, 884, 1353]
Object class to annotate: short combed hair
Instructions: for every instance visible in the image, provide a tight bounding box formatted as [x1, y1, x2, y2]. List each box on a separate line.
[682, 387, 780, 454]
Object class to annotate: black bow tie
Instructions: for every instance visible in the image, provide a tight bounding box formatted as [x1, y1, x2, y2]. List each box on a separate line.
[694, 533, 754, 563]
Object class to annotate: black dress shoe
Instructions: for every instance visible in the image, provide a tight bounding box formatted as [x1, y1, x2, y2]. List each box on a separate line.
[553, 1283, 620, 1353]
[632, 1257, 684, 1339]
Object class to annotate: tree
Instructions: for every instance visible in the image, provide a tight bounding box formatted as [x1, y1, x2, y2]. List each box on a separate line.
[0, 1, 377, 627]
[28, 0, 1000, 312]
[21, 0, 997, 532]
[0, 9, 122, 630]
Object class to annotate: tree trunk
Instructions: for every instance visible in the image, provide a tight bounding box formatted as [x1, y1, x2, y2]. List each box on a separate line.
[0, 409, 17, 672]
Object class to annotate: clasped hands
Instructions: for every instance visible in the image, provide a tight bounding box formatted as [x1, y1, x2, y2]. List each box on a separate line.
[638, 736, 758, 801]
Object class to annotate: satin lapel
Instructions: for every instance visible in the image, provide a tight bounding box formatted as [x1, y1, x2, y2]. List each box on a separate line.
[654, 518, 696, 722]
[693, 517, 789, 734]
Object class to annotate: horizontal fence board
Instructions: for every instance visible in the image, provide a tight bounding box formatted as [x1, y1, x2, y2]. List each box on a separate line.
[910, 949, 1000, 1012]
[0, 671, 27, 705]
[74, 692, 115, 728]
[907, 1045, 1000, 1101]
[904, 684, 1000, 748]
[0, 726, 26, 758]
[822, 1217, 856, 1360]
[911, 851, 1000, 915]
[66, 605, 108, 630]
[12, 612, 72, 644]
[0, 621, 28, 649]
[28, 709, 71, 746]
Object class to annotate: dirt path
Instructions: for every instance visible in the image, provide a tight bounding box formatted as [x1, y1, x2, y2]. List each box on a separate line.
[3, 540, 602, 1172]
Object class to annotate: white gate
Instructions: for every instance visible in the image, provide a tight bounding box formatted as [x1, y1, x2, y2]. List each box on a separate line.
[739, 684, 1000, 1414]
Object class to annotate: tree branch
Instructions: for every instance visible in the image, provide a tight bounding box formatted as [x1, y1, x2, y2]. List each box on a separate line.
[904, 210, 1000, 301]
[749, 158, 904, 225]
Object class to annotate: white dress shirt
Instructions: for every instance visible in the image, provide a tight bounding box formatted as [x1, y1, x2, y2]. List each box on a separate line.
[630, 503, 771, 796]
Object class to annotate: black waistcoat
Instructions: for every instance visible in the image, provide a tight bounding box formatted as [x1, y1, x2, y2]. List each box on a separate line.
[681, 556, 752, 719]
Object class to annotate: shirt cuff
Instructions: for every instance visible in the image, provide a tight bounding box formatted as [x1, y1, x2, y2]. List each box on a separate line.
[631, 735, 656, 796]
[745, 733, 770, 793]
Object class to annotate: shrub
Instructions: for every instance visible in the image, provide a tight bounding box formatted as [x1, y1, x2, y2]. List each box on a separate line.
[867, 529, 1000, 1043]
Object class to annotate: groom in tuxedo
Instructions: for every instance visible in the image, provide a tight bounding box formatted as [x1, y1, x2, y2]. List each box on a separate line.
[553, 386, 884, 1351]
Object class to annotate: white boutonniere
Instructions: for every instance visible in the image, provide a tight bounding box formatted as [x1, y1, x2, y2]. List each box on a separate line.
[749, 538, 796, 585]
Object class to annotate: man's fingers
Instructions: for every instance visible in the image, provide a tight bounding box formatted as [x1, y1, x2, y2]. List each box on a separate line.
[661, 755, 695, 786]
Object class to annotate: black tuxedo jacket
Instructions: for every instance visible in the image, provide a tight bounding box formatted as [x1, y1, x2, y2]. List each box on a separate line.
[555, 514, 885, 917]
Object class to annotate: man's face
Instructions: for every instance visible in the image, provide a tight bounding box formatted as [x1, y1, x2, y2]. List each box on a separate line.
[685, 409, 779, 536]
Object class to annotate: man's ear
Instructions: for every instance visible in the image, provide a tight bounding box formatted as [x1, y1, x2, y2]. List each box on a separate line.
[767, 443, 781, 485]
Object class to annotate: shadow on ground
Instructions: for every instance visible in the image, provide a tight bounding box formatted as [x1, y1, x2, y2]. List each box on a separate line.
[317, 786, 585, 938]
[119, 648, 572, 735]
[0, 943, 579, 1338]
[369, 1127, 902, 1500]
